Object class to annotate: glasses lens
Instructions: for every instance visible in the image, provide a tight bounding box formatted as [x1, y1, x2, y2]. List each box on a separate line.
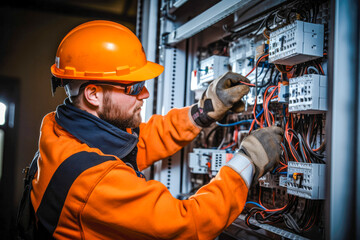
[128, 81, 145, 95]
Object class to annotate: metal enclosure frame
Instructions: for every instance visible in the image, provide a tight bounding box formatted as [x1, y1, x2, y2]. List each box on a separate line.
[327, 0, 359, 239]
[137, 0, 360, 238]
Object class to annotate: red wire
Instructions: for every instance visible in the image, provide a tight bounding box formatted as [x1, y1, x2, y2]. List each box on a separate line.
[259, 187, 266, 209]
[285, 122, 299, 162]
[304, 214, 317, 231]
[272, 190, 275, 206]
[277, 166, 287, 172]
[265, 203, 288, 212]
[249, 119, 256, 134]
[221, 142, 233, 150]
[260, 115, 264, 127]
[252, 94, 262, 127]
[241, 54, 269, 79]
[263, 86, 278, 126]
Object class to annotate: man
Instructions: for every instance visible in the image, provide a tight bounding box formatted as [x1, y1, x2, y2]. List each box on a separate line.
[31, 20, 283, 239]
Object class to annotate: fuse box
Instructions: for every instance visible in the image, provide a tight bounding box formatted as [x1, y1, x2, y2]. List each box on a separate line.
[269, 21, 324, 65]
[287, 161, 326, 199]
[289, 74, 327, 113]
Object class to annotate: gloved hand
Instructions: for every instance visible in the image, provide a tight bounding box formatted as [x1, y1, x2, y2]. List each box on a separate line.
[225, 126, 283, 189]
[190, 72, 250, 128]
[239, 126, 284, 181]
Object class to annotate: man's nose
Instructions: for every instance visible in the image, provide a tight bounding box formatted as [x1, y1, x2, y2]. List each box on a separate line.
[137, 86, 149, 100]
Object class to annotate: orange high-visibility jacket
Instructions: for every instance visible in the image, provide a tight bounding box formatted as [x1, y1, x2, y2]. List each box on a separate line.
[31, 99, 249, 240]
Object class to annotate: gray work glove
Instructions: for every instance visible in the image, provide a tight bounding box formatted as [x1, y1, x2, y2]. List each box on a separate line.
[190, 72, 250, 128]
[239, 126, 284, 182]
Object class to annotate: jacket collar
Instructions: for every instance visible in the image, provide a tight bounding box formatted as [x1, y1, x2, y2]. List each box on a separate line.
[55, 99, 138, 159]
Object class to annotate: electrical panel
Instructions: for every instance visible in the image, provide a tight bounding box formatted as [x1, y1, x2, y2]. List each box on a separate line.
[199, 55, 229, 84]
[150, 0, 332, 239]
[269, 21, 324, 65]
[286, 161, 326, 199]
[289, 74, 327, 113]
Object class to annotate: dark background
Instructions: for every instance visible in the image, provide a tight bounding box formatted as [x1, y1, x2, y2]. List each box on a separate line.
[0, 1, 137, 238]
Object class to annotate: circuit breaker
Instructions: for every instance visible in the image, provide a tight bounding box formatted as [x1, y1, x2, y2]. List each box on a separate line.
[286, 161, 326, 199]
[269, 21, 324, 65]
[289, 74, 327, 113]
[278, 82, 290, 103]
[199, 55, 229, 83]
[189, 148, 231, 176]
[188, 148, 209, 174]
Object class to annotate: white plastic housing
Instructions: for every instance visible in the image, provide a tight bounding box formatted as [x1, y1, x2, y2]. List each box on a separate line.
[199, 56, 229, 83]
[289, 74, 327, 113]
[269, 21, 324, 65]
[287, 161, 326, 199]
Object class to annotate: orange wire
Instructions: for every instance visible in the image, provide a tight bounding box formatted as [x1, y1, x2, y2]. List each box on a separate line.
[259, 187, 266, 209]
[269, 95, 278, 124]
[319, 66, 324, 74]
[304, 215, 316, 231]
[286, 128, 299, 162]
[249, 119, 256, 134]
[272, 190, 275, 206]
[244, 54, 269, 79]
[263, 86, 273, 125]
[265, 203, 288, 212]
[252, 95, 262, 127]
[277, 166, 287, 172]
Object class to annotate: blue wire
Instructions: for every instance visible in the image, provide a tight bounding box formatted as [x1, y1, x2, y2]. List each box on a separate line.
[256, 108, 264, 119]
[257, 64, 265, 78]
[216, 119, 253, 127]
[245, 201, 268, 210]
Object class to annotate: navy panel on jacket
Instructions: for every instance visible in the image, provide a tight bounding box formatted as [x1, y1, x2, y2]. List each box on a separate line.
[55, 99, 139, 161]
[36, 151, 117, 235]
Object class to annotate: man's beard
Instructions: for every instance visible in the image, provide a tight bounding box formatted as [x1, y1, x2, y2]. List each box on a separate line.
[97, 91, 142, 130]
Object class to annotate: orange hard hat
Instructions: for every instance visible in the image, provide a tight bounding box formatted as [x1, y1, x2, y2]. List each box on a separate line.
[50, 20, 164, 83]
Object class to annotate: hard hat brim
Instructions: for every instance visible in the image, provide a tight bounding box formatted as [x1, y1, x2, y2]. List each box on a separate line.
[51, 61, 164, 83]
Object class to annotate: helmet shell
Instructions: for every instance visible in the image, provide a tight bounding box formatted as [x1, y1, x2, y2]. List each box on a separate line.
[51, 20, 163, 82]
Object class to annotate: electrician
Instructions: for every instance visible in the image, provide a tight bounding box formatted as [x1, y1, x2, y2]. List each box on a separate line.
[30, 20, 283, 239]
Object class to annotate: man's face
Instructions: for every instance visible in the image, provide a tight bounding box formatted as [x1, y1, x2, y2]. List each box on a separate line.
[97, 85, 149, 129]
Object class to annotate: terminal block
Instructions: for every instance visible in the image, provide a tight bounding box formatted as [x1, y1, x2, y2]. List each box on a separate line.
[289, 74, 327, 113]
[286, 161, 326, 199]
[189, 148, 231, 176]
[278, 82, 290, 103]
[199, 56, 229, 84]
[259, 172, 282, 189]
[269, 21, 324, 65]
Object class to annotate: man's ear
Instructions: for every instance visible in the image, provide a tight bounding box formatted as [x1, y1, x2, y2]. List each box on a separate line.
[83, 84, 103, 108]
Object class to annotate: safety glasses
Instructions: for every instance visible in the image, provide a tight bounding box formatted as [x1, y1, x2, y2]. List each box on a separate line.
[92, 81, 146, 96]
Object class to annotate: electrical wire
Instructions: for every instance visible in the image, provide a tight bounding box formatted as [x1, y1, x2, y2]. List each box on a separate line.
[216, 119, 253, 127]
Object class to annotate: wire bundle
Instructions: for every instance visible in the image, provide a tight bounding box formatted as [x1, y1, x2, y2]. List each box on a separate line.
[244, 187, 323, 233]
